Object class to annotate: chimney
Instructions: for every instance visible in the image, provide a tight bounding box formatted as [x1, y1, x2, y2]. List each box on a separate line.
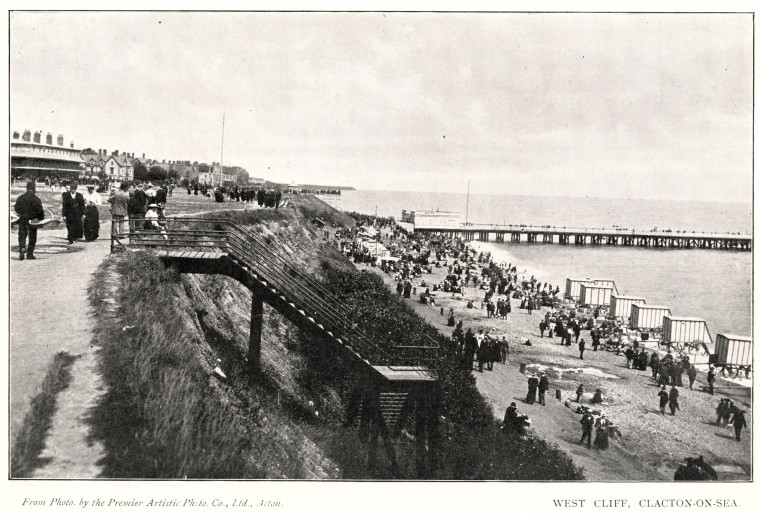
[33, 131, 41, 143]
[142, 153, 145, 159]
[57, 134, 64, 146]
[114, 150, 119, 156]
[12, 131, 19, 139]
[70, 141, 74, 148]
[104, 148, 107, 156]
[45, 133, 53, 145]
[22, 130, 31, 141]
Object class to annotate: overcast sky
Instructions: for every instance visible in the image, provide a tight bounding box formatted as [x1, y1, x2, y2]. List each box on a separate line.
[10, 12, 752, 202]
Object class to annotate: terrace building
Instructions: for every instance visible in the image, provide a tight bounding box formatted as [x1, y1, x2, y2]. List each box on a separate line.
[10, 130, 84, 181]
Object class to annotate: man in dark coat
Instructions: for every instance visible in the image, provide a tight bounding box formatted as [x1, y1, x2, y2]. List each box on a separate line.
[503, 402, 518, 434]
[499, 336, 509, 364]
[576, 383, 584, 403]
[687, 364, 698, 390]
[625, 347, 635, 368]
[538, 373, 549, 406]
[729, 409, 748, 442]
[14, 180, 45, 260]
[650, 352, 661, 380]
[674, 456, 718, 481]
[668, 386, 680, 416]
[715, 398, 732, 427]
[638, 350, 648, 371]
[131, 183, 148, 228]
[62, 183, 85, 244]
[578, 338, 586, 360]
[707, 366, 716, 395]
[154, 184, 168, 218]
[463, 329, 477, 371]
[579, 412, 594, 447]
[674, 361, 684, 387]
[658, 385, 669, 415]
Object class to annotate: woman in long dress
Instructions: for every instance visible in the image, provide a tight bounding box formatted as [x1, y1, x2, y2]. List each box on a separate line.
[83, 185, 102, 242]
[594, 413, 610, 450]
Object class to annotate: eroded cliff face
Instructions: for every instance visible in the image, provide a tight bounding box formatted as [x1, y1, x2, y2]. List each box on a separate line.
[170, 199, 361, 478]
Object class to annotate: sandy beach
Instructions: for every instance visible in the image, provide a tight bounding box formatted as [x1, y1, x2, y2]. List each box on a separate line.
[359, 235, 751, 481]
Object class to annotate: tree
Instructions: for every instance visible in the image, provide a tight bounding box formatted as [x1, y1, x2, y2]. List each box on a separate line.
[198, 163, 210, 175]
[133, 161, 148, 182]
[148, 165, 168, 181]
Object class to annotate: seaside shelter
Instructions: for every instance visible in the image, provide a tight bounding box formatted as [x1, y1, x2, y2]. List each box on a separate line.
[630, 304, 671, 330]
[578, 284, 614, 307]
[609, 295, 646, 320]
[714, 334, 752, 367]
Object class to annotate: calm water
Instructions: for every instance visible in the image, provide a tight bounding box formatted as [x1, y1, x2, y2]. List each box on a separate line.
[340, 189, 752, 337]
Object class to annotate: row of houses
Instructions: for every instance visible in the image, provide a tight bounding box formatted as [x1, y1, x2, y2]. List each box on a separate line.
[11, 129, 261, 186]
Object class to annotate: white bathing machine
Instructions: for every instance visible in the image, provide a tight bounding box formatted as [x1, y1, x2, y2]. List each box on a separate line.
[578, 284, 614, 306]
[609, 295, 646, 320]
[630, 304, 671, 330]
[592, 278, 618, 295]
[714, 333, 751, 367]
[565, 278, 595, 300]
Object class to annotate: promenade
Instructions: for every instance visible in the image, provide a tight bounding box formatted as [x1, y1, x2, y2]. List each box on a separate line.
[10, 225, 109, 477]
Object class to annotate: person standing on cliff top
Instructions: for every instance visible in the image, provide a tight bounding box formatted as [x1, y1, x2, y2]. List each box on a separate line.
[83, 184, 101, 242]
[14, 180, 44, 260]
[463, 328, 477, 371]
[62, 182, 85, 244]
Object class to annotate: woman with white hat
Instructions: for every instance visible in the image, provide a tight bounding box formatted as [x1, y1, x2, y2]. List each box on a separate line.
[83, 184, 102, 242]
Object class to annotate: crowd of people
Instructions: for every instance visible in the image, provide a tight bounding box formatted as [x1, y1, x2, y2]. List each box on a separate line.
[335, 216, 750, 475]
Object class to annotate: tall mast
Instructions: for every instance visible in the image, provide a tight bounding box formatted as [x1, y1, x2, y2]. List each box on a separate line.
[465, 178, 471, 225]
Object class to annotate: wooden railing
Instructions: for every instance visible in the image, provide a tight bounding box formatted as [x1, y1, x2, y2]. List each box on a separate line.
[112, 217, 441, 368]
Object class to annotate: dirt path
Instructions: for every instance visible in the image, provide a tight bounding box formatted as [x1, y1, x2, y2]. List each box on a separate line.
[360, 253, 751, 481]
[10, 224, 110, 478]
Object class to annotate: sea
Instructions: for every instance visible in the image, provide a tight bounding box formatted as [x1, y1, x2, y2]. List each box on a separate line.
[338, 190, 753, 339]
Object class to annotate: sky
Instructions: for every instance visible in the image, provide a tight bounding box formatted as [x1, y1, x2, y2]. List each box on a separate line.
[9, 11, 753, 202]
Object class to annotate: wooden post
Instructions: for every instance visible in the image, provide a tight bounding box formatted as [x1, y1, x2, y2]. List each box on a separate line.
[366, 389, 379, 475]
[248, 286, 264, 383]
[426, 385, 441, 475]
[414, 393, 429, 478]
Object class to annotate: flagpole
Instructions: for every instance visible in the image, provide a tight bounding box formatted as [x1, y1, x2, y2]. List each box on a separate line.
[466, 179, 471, 225]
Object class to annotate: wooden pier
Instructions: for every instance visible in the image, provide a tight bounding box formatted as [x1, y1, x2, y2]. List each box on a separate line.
[416, 225, 751, 251]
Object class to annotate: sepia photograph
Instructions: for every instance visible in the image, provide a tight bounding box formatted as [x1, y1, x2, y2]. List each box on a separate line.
[4, 6, 756, 513]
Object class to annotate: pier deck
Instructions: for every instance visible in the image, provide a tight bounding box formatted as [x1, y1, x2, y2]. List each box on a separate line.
[416, 224, 750, 250]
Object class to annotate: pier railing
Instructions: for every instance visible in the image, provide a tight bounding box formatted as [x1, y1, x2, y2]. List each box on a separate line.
[112, 217, 441, 368]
